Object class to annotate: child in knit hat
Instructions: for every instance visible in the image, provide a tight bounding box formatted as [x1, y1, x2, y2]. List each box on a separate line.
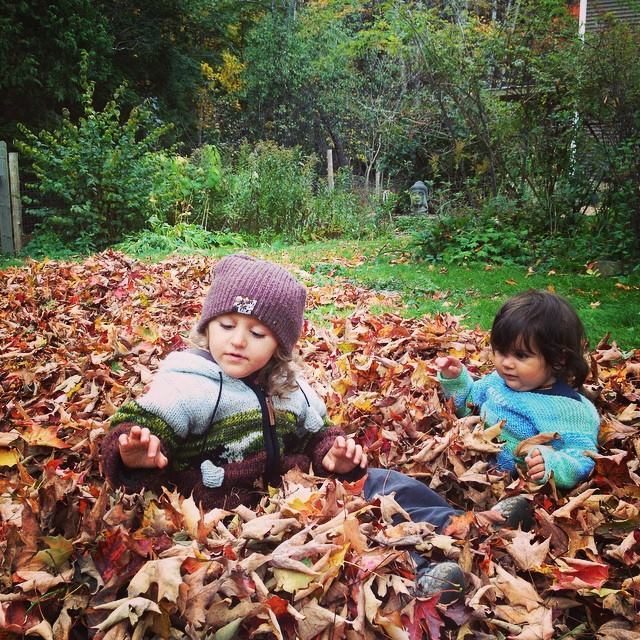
[436, 290, 600, 490]
[101, 254, 367, 511]
[101, 254, 466, 603]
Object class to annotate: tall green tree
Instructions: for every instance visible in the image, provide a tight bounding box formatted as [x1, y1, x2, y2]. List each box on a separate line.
[0, 0, 114, 142]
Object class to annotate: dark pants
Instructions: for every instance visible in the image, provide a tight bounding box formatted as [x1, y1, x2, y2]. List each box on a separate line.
[363, 468, 461, 571]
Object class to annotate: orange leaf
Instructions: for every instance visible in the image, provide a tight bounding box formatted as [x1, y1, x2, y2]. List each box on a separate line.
[21, 425, 69, 449]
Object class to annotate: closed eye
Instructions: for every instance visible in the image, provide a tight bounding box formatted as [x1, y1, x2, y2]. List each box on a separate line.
[250, 330, 266, 338]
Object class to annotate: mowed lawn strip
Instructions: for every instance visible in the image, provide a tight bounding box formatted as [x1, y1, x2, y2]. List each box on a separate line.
[263, 239, 640, 350]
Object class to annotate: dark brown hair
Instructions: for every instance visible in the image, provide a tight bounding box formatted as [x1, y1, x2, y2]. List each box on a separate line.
[490, 290, 589, 388]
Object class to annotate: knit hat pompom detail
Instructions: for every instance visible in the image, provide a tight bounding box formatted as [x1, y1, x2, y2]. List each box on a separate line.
[197, 254, 307, 354]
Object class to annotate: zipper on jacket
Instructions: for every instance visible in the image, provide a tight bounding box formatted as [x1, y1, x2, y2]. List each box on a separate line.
[244, 379, 280, 486]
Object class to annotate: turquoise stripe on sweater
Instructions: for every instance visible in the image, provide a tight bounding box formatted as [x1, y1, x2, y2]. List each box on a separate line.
[439, 368, 600, 489]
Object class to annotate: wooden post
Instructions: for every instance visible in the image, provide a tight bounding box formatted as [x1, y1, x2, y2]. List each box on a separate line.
[0, 142, 14, 254]
[375, 168, 382, 199]
[326, 148, 334, 191]
[8, 153, 22, 253]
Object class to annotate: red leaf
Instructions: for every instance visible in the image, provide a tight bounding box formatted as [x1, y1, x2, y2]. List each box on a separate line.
[404, 597, 444, 640]
[551, 558, 609, 591]
[266, 595, 289, 616]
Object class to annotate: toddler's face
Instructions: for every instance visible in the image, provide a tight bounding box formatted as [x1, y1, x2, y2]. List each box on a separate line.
[493, 339, 555, 392]
[207, 313, 278, 379]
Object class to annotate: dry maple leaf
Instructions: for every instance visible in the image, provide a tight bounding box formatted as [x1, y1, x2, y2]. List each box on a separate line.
[1, 251, 640, 638]
[505, 529, 552, 571]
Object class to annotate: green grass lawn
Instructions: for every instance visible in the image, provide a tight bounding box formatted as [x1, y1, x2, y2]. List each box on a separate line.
[261, 237, 640, 350]
[3, 235, 638, 349]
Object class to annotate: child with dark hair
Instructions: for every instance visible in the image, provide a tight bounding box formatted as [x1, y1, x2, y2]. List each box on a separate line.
[436, 290, 600, 490]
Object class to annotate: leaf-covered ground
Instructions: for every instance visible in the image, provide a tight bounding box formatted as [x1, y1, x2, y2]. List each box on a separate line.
[1, 251, 639, 640]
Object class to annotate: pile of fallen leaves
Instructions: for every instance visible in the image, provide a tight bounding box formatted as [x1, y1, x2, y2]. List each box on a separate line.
[1, 251, 639, 640]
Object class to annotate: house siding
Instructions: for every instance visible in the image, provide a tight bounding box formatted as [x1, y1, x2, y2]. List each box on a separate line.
[586, 0, 640, 31]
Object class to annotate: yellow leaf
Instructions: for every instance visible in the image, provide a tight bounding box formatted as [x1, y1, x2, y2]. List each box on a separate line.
[327, 543, 349, 571]
[272, 568, 315, 593]
[180, 495, 202, 538]
[351, 392, 378, 411]
[330, 406, 349, 426]
[331, 377, 352, 395]
[135, 324, 159, 342]
[0, 448, 20, 467]
[268, 485, 280, 498]
[450, 347, 467, 359]
[410, 360, 433, 388]
[337, 341, 358, 354]
[286, 494, 322, 517]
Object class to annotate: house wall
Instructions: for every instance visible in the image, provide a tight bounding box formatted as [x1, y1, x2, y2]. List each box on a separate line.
[585, 0, 640, 31]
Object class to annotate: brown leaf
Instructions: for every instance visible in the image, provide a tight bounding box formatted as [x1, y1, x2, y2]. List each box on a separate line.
[127, 556, 186, 603]
[505, 530, 551, 570]
[514, 432, 560, 457]
[492, 564, 542, 611]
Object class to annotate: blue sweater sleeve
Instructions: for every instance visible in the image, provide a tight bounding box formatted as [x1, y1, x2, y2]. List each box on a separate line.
[438, 366, 491, 417]
[525, 396, 600, 489]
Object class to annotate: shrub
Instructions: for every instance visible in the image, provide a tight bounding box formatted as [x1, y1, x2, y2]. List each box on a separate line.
[408, 195, 534, 266]
[115, 217, 246, 259]
[147, 145, 222, 226]
[22, 227, 97, 260]
[214, 142, 315, 239]
[213, 142, 377, 241]
[306, 170, 378, 239]
[17, 57, 172, 248]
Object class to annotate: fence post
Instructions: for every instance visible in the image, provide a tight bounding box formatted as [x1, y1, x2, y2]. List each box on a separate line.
[326, 148, 334, 191]
[0, 141, 14, 254]
[8, 153, 22, 253]
[375, 167, 382, 199]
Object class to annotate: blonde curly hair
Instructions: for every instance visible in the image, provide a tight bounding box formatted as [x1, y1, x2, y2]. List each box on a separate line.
[187, 324, 300, 396]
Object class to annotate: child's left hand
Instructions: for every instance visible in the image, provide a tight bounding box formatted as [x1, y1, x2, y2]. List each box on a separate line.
[525, 448, 546, 482]
[322, 436, 368, 474]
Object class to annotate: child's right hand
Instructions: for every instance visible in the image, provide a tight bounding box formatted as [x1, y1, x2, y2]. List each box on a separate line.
[435, 356, 463, 379]
[118, 425, 168, 469]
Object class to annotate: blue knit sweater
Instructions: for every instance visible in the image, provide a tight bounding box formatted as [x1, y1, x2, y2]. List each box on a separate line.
[439, 368, 600, 489]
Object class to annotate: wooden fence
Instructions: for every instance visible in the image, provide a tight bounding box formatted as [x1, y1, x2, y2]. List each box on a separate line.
[0, 141, 22, 255]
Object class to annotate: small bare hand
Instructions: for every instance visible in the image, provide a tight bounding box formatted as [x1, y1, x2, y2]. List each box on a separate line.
[118, 425, 168, 469]
[525, 448, 546, 482]
[322, 436, 368, 474]
[435, 356, 463, 379]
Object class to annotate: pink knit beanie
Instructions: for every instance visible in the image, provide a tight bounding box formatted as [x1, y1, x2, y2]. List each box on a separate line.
[196, 254, 307, 354]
